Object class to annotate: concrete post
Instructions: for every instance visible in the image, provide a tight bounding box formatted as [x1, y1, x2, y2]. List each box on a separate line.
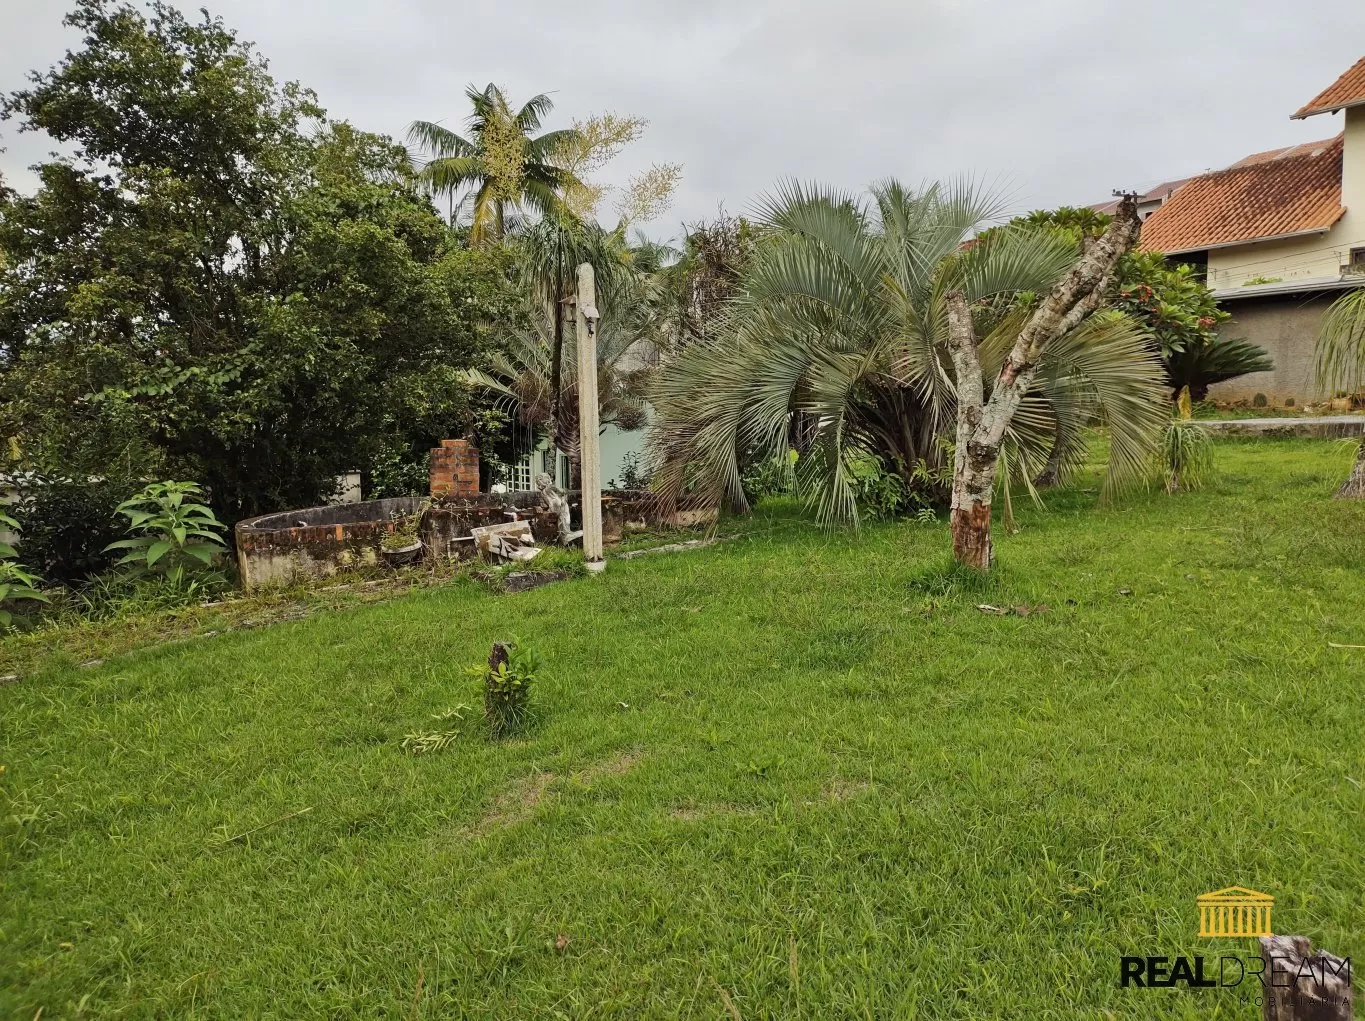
[575, 263, 604, 571]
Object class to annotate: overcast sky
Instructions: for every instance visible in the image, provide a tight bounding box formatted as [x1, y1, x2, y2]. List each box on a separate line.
[3, 0, 1363, 239]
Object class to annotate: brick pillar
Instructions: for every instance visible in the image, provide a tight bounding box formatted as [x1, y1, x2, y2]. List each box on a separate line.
[430, 439, 479, 498]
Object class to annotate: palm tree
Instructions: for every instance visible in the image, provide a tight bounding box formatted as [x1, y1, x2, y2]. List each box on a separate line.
[407, 84, 581, 244]
[1314, 288, 1365, 496]
[511, 215, 639, 455]
[462, 281, 656, 487]
[647, 179, 1170, 526]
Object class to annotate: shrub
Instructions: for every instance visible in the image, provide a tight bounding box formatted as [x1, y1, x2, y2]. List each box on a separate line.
[11, 474, 140, 584]
[470, 642, 542, 739]
[741, 450, 796, 503]
[1157, 421, 1214, 494]
[105, 482, 229, 589]
[611, 450, 652, 491]
[1163, 336, 1274, 402]
[845, 456, 948, 520]
[0, 512, 50, 628]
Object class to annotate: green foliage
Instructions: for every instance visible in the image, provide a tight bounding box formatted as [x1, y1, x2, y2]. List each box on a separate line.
[379, 507, 424, 552]
[367, 441, 431, 499]
[0, 2, 520, 523]
[9, 473, 143, 583]
[1112, 251, 1228, 358]
[1315, 289, 1365, 396]
[0, 512, 50, 628]
[1156, 420, 1215, 494]
[649, 180, 1169, 526]
[468, 642, 543, 739]
[610, 450, 651, 491]
[1001, 210, 1269, 400]
[407, 84, 583, 243]
[843, 456, 946, 520]
[104, 481, 228, 586]
[740, 450, 796, 503]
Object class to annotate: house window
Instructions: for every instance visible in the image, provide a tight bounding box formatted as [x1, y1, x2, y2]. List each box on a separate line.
[1349, 247, 1365, 274]
[510, 455, 534, 492]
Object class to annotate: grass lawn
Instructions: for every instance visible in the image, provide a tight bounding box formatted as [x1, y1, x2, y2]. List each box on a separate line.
[3, 439, 1364, 1019]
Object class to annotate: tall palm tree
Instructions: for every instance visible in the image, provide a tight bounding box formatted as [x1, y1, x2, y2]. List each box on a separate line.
[1314, 288, 1365, 496]
[512, 215, 637, 455]
[462, 279, 656, 486]
[647, 179, 1170, 526]
[407, 84, 581, 243]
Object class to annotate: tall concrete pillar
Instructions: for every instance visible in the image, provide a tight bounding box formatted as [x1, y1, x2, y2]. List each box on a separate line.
[575, 263, 604, 571]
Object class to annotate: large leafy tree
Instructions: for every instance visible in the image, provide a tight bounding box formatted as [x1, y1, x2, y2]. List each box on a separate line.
[407, 85, 582, 244]
[647, 181, 1168, 563]
[0, 0, 520, 522]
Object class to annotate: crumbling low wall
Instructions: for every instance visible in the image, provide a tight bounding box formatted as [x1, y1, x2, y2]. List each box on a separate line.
[421, 489, 664, 560]
[235, 497, 426, 590]
[235, 489, 670, 589]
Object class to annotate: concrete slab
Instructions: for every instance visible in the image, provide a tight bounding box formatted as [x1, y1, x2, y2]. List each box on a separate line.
[1199, 415, 1365, 437]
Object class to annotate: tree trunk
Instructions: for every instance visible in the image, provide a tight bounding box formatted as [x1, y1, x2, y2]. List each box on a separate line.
[951, 500, 993, 569]
[1336, 439, 1365, 498]
[547, 246, 565, 455]
[942, 193, 1142, 571]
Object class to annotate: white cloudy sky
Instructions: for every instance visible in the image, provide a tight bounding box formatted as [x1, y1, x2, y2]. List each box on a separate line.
[2, 0, 1363, 238]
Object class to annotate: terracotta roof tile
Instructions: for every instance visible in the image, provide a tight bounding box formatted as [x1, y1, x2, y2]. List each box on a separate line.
[1140, 135, 1344, 254]
[1089, 178, 1190, 214]
[1227, 136, 1339, 168]
[1293, 56, 1365, 119]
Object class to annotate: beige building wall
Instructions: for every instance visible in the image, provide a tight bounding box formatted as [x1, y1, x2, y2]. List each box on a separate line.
[1207, 106, 1365, 289]
[1207, 294, 1339, 406]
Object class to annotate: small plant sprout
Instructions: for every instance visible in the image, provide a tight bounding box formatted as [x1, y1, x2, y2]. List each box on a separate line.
[471, 641, 543, 739]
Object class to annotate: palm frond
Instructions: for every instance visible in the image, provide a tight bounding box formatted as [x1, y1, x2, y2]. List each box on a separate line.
[1315, 288, 1365, 395]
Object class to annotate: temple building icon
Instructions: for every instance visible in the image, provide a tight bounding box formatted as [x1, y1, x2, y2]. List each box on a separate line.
[1197, 886, 1274, 938]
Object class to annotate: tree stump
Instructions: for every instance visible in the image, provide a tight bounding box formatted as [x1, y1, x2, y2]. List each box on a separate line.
[1260, 935, 1353, 1021]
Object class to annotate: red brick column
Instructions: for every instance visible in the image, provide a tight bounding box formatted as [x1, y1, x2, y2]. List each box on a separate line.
[430, 439, 479, 497]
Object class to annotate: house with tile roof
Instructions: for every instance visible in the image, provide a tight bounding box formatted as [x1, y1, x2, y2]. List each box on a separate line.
[1138, 56, 1365, 406]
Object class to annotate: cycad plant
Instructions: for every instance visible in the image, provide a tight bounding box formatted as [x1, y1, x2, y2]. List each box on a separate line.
[1314, 289, 1365, 497]
[407, 84, 582, 243]
[647, 180, 1169, 544]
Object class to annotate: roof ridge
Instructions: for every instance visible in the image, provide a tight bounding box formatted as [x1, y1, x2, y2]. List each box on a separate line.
[1293, 55, 1365, 119]
[1195, 134, 1342, 182]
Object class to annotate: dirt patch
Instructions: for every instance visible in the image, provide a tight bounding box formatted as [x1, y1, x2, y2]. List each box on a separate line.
[578, 749, 644, 781]
[820, 776, 874, 803]
[463, 749, 645, 837]
[464, 770, 557, 836]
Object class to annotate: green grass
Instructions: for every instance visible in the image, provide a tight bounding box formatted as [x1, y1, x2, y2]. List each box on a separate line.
[3, 439, 1365, 1019]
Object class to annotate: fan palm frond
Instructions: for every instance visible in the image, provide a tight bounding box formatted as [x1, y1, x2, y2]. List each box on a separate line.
[647, 177, 1168, 525]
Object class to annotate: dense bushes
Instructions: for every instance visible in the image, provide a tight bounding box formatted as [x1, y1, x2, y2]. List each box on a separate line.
[10, 474, 141, 583]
